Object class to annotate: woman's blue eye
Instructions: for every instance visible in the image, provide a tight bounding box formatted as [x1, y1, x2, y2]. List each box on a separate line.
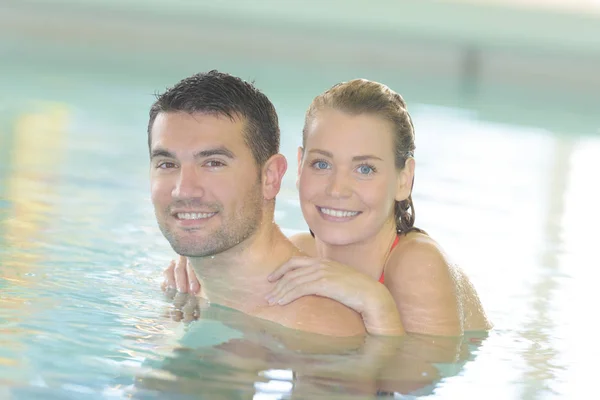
[358, 165, 374, 174]
[314, 160, 329, 170]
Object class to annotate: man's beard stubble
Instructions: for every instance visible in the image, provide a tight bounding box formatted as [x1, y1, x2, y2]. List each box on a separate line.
[158, 187, 264, 258]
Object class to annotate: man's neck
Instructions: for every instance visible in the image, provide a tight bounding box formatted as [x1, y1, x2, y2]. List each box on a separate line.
[188, 223, 298, 314]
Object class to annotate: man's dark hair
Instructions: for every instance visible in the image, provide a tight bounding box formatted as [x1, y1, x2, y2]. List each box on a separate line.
[148, 70, 280, 166]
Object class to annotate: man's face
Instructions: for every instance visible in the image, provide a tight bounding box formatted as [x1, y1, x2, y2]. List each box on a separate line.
[149, 112, 264, 257]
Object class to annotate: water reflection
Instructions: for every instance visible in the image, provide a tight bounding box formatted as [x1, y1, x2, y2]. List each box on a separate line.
[519, 134, 573, 398]
[123, 296, 487, 399]
[0, 103, 69, 386]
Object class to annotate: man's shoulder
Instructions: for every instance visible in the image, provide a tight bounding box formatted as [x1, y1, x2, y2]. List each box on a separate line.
[294, 296, 367, 337]
[258, 296, 366, 338]
[289, 232, 317, 257]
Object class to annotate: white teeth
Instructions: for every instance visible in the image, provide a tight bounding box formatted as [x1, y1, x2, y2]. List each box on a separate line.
[176, 212, 215, 220]
[319, 208, 359, 218]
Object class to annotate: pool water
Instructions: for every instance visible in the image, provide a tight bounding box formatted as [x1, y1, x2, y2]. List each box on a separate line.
[1, 44, 599, 399]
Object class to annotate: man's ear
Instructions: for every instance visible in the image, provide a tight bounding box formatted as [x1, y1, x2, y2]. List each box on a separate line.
[296, 146, 304, 190]
[262, 154, 288, 200]
[395, 157, 415, 202]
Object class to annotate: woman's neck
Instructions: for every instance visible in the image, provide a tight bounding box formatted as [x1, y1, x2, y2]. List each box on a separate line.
[315, 219, 398, 280]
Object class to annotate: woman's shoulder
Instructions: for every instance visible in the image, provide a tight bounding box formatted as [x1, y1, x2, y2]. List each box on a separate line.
[289, 232, 317, 257]
[385, 232, 465, 335]
[387, 231, 453, 278]
[386, 231, 492, 334]
[394, 231, 446, 257]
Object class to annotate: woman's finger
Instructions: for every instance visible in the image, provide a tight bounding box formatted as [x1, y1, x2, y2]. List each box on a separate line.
[187, 262, 201, 294]
[174, 255, 189, 293]
[276, 277, 327, 306]
[268, 257, 318, 281]
[181, 294, 199, 322]
[270, 264, 321, 295]
[162, 260, 176, 291]
[267, 270, 325, 305]
[267, 264, 321, 301]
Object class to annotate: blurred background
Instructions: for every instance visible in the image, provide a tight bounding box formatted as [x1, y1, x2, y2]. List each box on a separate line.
[1, 0, 599, 399]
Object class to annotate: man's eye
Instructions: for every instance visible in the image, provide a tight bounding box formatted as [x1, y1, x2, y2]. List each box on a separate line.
[205, 160, 226, 168]
[158, 162, 176, 169]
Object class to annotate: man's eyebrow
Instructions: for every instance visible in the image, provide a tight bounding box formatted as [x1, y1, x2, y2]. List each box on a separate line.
[194, 146, 235, 159]
[150, 146, 236, 160]
[150, 148, 175, 159]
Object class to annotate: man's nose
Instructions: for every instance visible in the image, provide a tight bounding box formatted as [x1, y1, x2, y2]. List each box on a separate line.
[172, 164, 205, 199]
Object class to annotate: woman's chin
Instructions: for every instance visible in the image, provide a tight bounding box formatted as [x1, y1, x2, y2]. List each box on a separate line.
[313, 229, 363, 247]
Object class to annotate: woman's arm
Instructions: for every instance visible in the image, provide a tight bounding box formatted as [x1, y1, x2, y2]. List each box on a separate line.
[385, 235, 463, 337]
[266, 256, 405, 336]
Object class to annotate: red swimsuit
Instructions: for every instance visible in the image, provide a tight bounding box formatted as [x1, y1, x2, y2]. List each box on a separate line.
[379, 235, 400, 283]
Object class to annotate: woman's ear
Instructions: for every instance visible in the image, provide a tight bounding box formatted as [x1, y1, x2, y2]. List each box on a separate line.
[395, 157, 415, 201]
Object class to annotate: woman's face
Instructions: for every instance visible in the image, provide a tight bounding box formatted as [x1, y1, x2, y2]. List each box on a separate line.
[297, 108, 412, 246]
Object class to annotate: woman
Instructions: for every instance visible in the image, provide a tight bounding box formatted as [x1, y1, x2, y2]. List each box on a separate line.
[163, 79, 492, 337]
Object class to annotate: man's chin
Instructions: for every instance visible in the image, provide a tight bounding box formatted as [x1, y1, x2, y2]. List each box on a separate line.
[168, 239, 203, 257]
[169, 240, 224, 258]
[170, 246, 206, 258]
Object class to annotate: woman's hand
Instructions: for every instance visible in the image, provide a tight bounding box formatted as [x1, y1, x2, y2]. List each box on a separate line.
[266, 257, 405, 336]
[161, 255, 201, 294]
[162, 291, 200, 323]
[161, 256, 201, 323]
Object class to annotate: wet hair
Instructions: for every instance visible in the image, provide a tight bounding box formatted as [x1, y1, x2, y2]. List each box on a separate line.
[148, 70, 279, 167]
[303, 79, 425, 235]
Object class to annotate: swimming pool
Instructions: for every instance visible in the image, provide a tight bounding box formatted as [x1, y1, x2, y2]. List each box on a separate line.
[1, 2, 600, 399]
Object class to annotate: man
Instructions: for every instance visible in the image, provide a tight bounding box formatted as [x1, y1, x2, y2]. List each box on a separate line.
[148, 70, 365, 337]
